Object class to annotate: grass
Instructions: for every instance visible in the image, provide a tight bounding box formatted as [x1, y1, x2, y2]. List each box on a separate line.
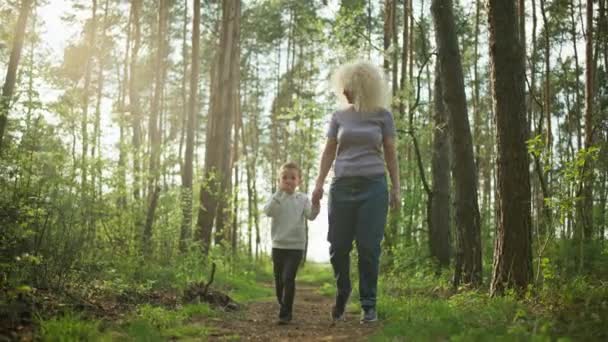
[34, 248, 608, 341]
[121, 303, 214, 340]
[372, 288, 554, 341]
[298, 262, 334, 284]
[35, 255, 274, 341]
[370, 264, 608, 341]
[36, 304, 217, 341]
[214, 271, 274, 303]
[298, 262, 336, 297]
[38, 313, 105, 342]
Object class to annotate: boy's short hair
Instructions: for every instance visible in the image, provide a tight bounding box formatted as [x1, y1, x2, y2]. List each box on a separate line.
[280, 161, 301, 178]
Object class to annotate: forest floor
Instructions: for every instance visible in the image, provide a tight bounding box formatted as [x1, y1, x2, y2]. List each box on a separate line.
[5, 260, 608, 341]
[200, 282, 379, 341]
[2, 263, 382, 341]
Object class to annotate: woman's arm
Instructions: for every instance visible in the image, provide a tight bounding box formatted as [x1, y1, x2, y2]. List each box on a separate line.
[383, 136, 401, 210]
[312, 138, 338, 204]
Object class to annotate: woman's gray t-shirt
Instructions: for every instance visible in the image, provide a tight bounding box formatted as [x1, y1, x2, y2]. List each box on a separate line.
[326, 107, 397, 178]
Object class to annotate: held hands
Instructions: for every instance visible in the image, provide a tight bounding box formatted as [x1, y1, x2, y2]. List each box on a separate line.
[311, 184, 324, 206]
[389, 187, 401, 211]
[311, 200, 320, 212]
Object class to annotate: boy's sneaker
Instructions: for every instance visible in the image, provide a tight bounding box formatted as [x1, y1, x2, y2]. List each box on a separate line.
[360, 307, 378, 323]
[330, 305, 346, 321]
[277, 315, 291, 325]
[278, 306, 292, 325]
[330, 293, 349, 322]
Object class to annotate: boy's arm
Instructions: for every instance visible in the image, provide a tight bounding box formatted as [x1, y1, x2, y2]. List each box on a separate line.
[263, 191, 284, 217]
[303, 195, 320, 220]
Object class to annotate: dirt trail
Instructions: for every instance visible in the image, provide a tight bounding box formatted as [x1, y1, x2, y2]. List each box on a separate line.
[204, 284, 381, 341]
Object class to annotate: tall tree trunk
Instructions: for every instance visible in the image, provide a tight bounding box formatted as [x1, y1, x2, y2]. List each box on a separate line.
[78, 0, 98, 253]
[582, 0, 594, 240]
[246, 159, 253, 258]
[143, 0, 170, 256]
[231, 99, 243, 254]
[383, 0, 394, 74]
[540, 0, 551, 155]
[601, 0, 608, 77]
[488, 0, 533, 295]
[129, 0, 143, 201]
[90, 0, 110, 249]
[178, 0, 188, 163]
[181, 0, 200, 252]
[473, 0, 485, 223]
[242, 98, 253, 258]
[20, 9, 36, 195]
[405, 0, 415, 246]
[570, 1, 583, 151]
[81, 0, 98, 202]
[431, 0, 482, 288]
[429, 63, 451, 267]
[253, 62, 261, 260]
[0, 0, 34, 153]
[197, 0, 241, 253]
[391, 0, 398, 97]
[576, 0, 595, 268]
[529, 0, 537, 138]
[116, 3, 132, 209]
[599, 172, 607, 242]
[399, 0, 409, 118]
[517, 0, 525, 50]
[383, 0, 398, 250]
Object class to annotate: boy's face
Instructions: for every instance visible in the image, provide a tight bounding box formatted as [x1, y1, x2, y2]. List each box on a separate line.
[279, 168, 300, 194]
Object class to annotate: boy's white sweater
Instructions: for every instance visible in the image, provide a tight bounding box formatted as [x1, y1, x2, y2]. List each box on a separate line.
[263, 191, 319, 250]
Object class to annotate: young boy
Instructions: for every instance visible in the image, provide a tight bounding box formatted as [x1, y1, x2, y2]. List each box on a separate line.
[263, 162, 320, 325]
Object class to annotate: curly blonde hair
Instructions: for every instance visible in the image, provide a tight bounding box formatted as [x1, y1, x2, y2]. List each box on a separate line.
[331, 60, 389, 113]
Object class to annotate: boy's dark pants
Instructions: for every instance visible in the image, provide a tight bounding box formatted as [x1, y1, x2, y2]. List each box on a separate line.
[328, 176, 388, 310]
[272, 248, 303, 318]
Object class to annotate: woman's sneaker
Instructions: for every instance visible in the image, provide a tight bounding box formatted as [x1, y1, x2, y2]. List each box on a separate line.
[360, 307, 378, 323]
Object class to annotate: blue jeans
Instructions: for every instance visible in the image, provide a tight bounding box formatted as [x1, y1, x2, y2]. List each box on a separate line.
[328, 175, 388, 310]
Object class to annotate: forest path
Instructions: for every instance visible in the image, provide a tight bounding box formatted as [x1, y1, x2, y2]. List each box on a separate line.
[200, 282, 380, 341]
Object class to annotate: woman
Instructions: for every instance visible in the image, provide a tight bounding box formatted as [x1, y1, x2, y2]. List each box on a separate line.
[312, 60, 400, 323]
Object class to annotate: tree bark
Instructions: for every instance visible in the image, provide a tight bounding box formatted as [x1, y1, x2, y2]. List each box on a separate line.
[540, 0, 552, 154]
[231, 85, 243, 254]
[473, 0, 481, 206]
[581, 0, 594, 241]
[0, 0, 34, 153]
[390, 0, 398, 98]
[80, 0, 98, 203]
[429, 62, 451, 267]
[89, 0, 110, 248]
[129, 0, 143, 200]
[143, 0, 170, 256]
[431, 0, 482, 288]
[197, 0, 241, 253]
[383, 0, 394, 74]
[181, 0, 200, 252]
[488, 0, 533, 295]
[399, 0, 409, 119]
[116, 2, 132, 209]
[570, 1, 583, 151]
